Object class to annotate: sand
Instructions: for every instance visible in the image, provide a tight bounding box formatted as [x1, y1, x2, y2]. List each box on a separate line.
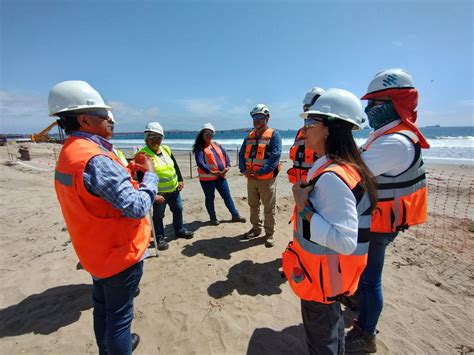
[0, 142, 473, 354]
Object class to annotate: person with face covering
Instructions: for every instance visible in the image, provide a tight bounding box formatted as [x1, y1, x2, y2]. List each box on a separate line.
[193, 122, 246, 225]
[287, 87, 324, 185]
[345, 69, 429, 353]
[283, 89, 377, 355]
[137, 122, 194, 251]
[51, 81, 157, 353]
[238, 104, 282, 248]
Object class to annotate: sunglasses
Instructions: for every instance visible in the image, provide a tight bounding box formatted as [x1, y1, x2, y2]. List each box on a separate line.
[303, 115, 324, 129]
[367, 99, 389, 108]
[203, 131, 214, 137]
[83, 110, 111, 120]
[251, 113, 268, 120]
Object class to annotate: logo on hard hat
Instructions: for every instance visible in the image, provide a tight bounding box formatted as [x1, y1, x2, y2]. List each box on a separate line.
[383, 74, 398, 87]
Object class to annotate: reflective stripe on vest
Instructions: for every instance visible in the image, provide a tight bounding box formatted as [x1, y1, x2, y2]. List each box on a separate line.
[54, 136, 151, 278]
[288, 129, 318, 184]
[282, 160, 371, 304]
[244, 128, 280, 180]
[198, 142, 227, 181]
[360, 123, 427, 233]
[139, 145, 178, 193]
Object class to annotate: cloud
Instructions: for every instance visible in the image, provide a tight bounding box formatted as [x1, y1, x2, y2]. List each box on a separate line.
[176, 97, 226, 118]
[106, 100, 160, 132]
[0, 91, 50, 134]
[391, 40, 404, 47]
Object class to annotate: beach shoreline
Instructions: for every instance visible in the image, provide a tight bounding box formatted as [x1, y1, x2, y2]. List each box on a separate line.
[0, 143, 472, 354]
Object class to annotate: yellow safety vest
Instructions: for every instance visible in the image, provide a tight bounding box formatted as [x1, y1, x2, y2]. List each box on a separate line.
[139, 145, 178, 193]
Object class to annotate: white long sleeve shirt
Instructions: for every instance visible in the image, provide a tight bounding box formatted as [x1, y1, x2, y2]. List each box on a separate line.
[305, 156, 359, 255]
[361, 120, 415, 177]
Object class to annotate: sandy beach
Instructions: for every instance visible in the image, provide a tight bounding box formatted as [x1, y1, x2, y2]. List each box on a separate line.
[0, 142, 473, 354]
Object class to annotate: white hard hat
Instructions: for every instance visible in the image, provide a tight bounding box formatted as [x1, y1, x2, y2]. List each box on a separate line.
[365, 68, 414, 95]
[250, 104, 270, 117]
[300, 88, 365, 130]
[48, 80, 111, 116]
[200, 122, 215, 133]
[303, 87, 325, 105]
[144, 122, 164, 136]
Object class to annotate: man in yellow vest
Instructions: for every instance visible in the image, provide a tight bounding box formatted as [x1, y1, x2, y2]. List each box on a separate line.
[138, 122, 194, 250]
[239, 104, 282, 248]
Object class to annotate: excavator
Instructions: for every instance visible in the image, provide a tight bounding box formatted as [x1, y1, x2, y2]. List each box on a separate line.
[30, 120, 65, 143]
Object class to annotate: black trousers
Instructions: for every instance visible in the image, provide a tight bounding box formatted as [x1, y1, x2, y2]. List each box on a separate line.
[301, 299, 344, 355]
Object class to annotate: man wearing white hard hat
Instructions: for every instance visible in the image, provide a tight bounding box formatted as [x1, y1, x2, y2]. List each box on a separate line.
[287, 87, 324, 185]
[345, 69, 429, 353]
[239, 104, 282, 248]
[137, 122, 194, 250]
[193, 122, 246, 225]
[51, 81, 156, 353]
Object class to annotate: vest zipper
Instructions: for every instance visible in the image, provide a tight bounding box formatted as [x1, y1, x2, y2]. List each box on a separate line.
[319, 260, 325, 302]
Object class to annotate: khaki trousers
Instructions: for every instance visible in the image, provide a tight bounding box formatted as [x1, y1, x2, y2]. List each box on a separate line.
[247, 177, 277, 236]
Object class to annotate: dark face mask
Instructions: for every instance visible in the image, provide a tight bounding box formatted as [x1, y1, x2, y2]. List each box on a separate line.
[364, 101, 400, 130]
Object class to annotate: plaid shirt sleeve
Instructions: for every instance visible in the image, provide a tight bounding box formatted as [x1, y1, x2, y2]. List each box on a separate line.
[83, 155, 158, 219]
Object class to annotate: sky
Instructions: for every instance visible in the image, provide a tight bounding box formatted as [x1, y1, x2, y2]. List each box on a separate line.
[1, 0, 473, 134]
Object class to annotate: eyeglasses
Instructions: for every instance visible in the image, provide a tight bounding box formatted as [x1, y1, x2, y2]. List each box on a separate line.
[251, 113, 268, 120]
[146, 133, 163, 141]
[83, 110, 111, 120]
[303, 117, 323, 129]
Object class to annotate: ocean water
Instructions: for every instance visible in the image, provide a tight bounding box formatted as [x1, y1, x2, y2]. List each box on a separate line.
[111, 126, 473, 164]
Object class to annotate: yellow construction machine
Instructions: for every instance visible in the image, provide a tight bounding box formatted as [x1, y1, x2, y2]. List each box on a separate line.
[31, 121, 64, 143]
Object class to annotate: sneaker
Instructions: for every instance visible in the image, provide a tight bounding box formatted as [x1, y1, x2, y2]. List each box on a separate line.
[157, 237, 169, 251]
[210, 219, 220, 226]
[176, 229, 194, 239]
[264, 235, 275, 248]
[231, 215, 247, 223]
[241, 228, 261, 240]
[345, 322, 377, 353]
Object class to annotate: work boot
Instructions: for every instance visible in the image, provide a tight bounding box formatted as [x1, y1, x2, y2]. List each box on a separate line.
[241, 228, 261, 240]
[176, 229, 194, 239]
[210, 219, 220, 226]
[345, 322, 377, 353]
[231, 214, 247, 223]
[264, 235, 275, 248]
[157, 236, 169, 251]
[131, 333, 140, 352]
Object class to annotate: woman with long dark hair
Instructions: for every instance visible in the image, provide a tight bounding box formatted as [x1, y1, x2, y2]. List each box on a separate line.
[282, 89, 377, 354]
[193, 123, 246, 225]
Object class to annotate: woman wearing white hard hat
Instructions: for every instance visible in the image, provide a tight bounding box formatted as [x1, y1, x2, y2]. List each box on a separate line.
[345, 69, 429, 353]
[282, 88, 377, 354]
[136, 122, 194, 251]
[193, 123, 246, 225]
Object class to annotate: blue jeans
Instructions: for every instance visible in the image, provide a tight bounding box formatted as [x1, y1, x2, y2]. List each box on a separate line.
[152, 190, 184, 237]
[357, 233, 396, 334]
[93, 261, 143, 355]
[200, 177, 239, 220]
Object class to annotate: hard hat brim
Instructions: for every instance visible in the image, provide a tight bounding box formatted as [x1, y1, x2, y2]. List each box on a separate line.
[50, 104, 112, 116]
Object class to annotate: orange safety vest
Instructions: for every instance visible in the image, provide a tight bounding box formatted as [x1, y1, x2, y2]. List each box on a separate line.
[198, 142, 227, 181]
[282, 161, 372, 304]
[287, 128, 318, 184]
[54, 136, 151, 278]
[244, 128, 280, 180]
[360, 122, 427, 234]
